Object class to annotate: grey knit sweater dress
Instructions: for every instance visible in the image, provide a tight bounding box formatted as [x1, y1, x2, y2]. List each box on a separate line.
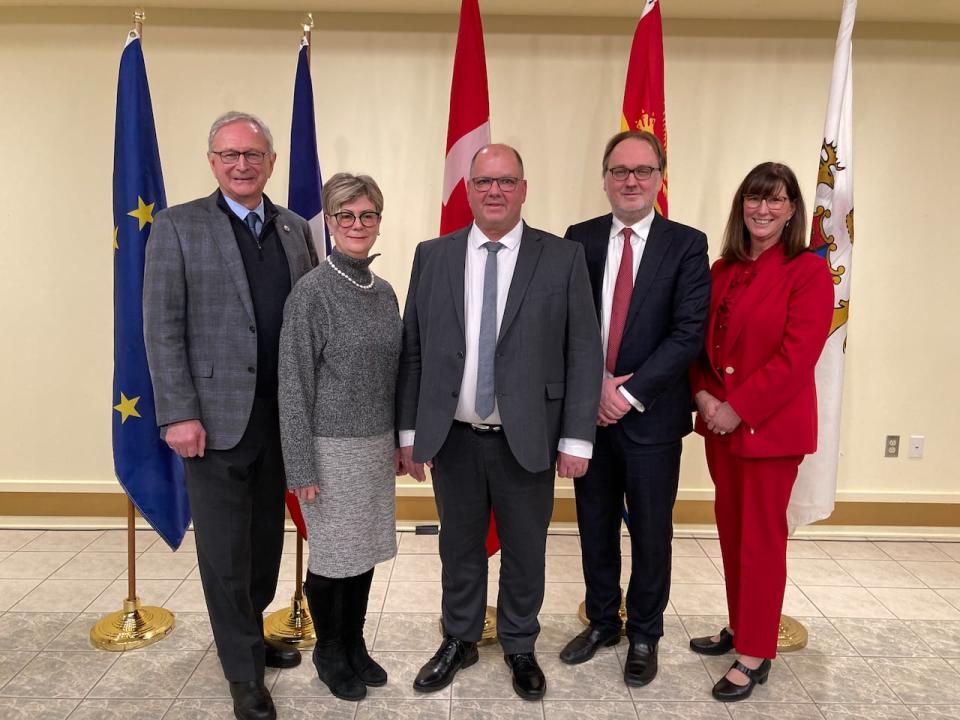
[278, 248, 401, 578]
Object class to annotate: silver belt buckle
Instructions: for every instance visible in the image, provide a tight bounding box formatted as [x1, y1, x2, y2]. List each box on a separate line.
[470, 423, 502, 433]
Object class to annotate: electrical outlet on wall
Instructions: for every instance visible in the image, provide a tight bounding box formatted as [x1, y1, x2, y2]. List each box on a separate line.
[885, 435, 900, 458]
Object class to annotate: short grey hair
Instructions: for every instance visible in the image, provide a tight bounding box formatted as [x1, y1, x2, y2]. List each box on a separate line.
[322, 172, 385, 215]
[207, 111, 275, 154]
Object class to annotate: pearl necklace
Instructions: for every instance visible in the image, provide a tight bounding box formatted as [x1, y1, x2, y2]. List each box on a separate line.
[326, 254, 375, 290]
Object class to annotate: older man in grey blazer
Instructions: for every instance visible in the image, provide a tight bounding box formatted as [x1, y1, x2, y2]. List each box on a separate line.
[398, 144, 603, 700]
[144, 111, 316, 720]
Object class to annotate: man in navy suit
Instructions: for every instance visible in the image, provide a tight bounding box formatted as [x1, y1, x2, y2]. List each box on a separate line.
[559, 131, 710, 686]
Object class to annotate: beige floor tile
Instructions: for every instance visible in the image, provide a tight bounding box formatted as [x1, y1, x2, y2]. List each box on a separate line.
[0, 650, 118, 698]
[85, 578, 182, 613]
[908, 706, 960, 720]
[119, 552, 199, 580]
[786, 540, 830, 560]
[938, 588, 960, 611]
[671, 556, 724, 585]
[782, 586, 824, 617]
[0, 552, 76, 579]
[0, 698, 79, 719]
[783, 654, 898, 704]
[397, 532, 440, 554]
[787, 559, 858, 587]
[0, 579, 41, 612]
[87, 650, 204, 698]
[819, 705, 915, 720]
[0, 530, 43, 552]
[931, 543, 960, 562]
[355, 698, 450, 720]
[83, 530, 160, 553]
[829, 617, 934, 657]
[373, 556, 396, 582]
[874, 542, 953, 562]
[67, 699, 172, 720]
[10, 578, 111, 613]
[669, 583, 728, 615]
[0, 612, 77, 651]
[726, 704, 825, 720]
[899, 560, 960, 588]
[815, 540, 889, 561]
[20, 531, 103, 552]
[543, 700, 640, 720]
[697, 538, 723, 558]
[541, 583, 585, 615]
[546, 555, 585, 583]
[868, 656, 960, 704]
[452, 699, 546, 719]
[391, 553, 443, 582]
[673, 538, 708, 558]
[383, 580, 442, 613]
[906, 619, 960, 657]
[798, 586, 894, 619]
[546, 534, 581, 555]
[869, 587, 960, 620]
[834, 559, 924, 589]
[164, 580, 209, 613]
[49, 552, 129, 581]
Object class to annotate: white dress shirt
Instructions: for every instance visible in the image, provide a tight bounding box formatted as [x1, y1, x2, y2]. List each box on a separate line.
[399, 220, 592, 459]
[602, 211, 655, 413]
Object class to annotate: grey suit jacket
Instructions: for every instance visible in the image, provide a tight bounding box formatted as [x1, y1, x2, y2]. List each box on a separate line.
[143, 191, 316, 450]
[396, 222, 603, 473]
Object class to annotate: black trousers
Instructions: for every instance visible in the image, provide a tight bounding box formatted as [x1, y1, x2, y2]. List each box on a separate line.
[431, 423, 555, 654]
[183, 397, 286, 682]
[574, 424, 681, 644]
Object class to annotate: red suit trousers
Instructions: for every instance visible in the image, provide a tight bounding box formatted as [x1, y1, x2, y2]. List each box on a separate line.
[705, 438, 802, 659]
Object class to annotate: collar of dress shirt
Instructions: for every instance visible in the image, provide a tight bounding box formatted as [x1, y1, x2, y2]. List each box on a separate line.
[609, 209, 655, 244]
[469, 219, 523, 251]
[222, 193, 265, 223]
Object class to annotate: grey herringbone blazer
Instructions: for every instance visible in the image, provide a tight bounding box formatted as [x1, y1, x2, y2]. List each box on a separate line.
[143, 191, 316, 450]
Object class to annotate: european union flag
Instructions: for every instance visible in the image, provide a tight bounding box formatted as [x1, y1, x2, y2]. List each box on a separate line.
[112, 31, 190, 550]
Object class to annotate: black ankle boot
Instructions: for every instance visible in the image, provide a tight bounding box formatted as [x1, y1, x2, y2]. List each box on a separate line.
[343, 569, 387, 687]
[303, 571, 366, 701]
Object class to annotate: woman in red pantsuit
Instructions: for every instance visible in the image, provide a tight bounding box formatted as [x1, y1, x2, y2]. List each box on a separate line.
[688, 162, 833, 702]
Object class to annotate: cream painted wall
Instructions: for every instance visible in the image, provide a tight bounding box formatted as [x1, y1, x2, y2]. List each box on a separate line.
[0, 9, 957, 503]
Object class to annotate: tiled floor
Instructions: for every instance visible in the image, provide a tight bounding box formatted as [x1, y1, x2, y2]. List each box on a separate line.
[1, 528, 960, 718]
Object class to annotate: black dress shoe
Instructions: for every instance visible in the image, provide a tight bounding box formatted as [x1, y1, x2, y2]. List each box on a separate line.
[712, 658, 771, 702]
[413, 636, 479, 692]
[504, 653, 546, 700]
[689, 627, 735, 656]
[559, 625, 621, 665]
[623, 641, 658, 686]
[229, 681, 276, 720]
[264, 638, 302, 668]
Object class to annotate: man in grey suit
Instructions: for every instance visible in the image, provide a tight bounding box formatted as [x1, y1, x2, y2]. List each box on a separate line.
[144, 111, 316, 720]
[398, 144, 603, 700]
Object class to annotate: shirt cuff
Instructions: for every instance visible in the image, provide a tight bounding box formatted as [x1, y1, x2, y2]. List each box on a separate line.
[398, 430, 416, 448]
[558, 437, 593, 460]
[618, 386, 645, 413]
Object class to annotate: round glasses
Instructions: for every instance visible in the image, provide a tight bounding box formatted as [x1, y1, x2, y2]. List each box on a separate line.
[330, 211, 381, 228]
[743, 194, 790, 211]
[606, 165, 659, 182]
[210, 150, 269, 165]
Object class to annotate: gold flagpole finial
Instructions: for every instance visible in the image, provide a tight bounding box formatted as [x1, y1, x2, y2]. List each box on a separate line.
[133, 8, 145, 36]
[302, 12, 314, 33]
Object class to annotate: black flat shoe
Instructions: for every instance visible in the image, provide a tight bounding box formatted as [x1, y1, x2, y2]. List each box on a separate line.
[505, 652, 546, 700]
[559, 625, 621, 665]
[689, 627, 734, 656]
[413, 636, 479, 692]
[229, 680, 276, 720]
[623, 641, 658, 686]
[264, 638, 302, 669]
[712, 658, 771, 702]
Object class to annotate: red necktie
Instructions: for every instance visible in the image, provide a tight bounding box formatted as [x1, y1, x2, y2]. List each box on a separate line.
[606, 227, 634, 374]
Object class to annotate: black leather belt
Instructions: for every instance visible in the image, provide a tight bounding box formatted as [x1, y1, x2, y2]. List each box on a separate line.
[455, 420, 503, 433]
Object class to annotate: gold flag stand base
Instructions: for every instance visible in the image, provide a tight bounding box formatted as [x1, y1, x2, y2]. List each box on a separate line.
[90, 596, 175, 651]
[578, 597, 628, 636]
[263, 592, 316, 648]
[777, 614, 808, 652]
[439, 605, 498, 646]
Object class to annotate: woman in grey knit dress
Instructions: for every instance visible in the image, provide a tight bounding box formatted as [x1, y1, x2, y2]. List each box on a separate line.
[278, 173, 401, 702]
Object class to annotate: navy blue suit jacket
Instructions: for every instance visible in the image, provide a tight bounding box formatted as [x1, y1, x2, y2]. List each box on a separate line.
[564, 212, 710, 445]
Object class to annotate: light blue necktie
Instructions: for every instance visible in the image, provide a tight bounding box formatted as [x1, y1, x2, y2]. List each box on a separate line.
[244, 211, 262, 239]
[475, 241, 504, 420]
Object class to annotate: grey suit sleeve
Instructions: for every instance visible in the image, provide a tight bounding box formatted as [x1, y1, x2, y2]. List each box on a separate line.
[143, 210, 200, 427]
[562, 243, 604, 443]
[621, 231, 711, 408]
[395, 243, 424, 432]
[278, 280, 326, 490]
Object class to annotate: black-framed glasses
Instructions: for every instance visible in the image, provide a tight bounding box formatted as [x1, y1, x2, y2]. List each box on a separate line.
[330, 211, 381, 228]
[606, 165, 660, 182]
[743, 194, 790, 211]
[210, 150, 269, 165]
[470, 176, 521, 193]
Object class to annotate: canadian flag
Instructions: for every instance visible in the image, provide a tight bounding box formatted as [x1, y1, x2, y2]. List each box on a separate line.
[440, 0, 491, 235]
[440, 0, 499, 557]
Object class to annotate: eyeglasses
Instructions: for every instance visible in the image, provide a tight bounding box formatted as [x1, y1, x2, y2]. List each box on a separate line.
[330, 211, 381, 228]
[743, 194, 790, 210]
[606, 165, 660, 182]
[470, 176, 521, 193]
[210, 150, 269, 165]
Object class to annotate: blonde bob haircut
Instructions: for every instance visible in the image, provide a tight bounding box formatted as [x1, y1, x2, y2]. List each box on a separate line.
[321, 172, 384, 216]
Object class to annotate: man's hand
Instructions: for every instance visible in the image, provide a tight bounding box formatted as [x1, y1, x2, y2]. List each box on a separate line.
[165, 419, 206, 458]
[399, 445, 432, 483]
[597, 373, 633, 426]
[707, 401, 742, 435]
[557, 451, 588, 479]
[293, 486, 319, 503]
[393, 448, 403, 476]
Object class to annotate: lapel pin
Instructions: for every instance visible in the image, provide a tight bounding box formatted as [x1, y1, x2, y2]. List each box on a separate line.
[282, 224, 291, 232]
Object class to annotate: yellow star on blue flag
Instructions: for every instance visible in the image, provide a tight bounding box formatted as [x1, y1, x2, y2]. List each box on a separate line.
[128, 196, 155, 230]
[113, 392, 141, 423]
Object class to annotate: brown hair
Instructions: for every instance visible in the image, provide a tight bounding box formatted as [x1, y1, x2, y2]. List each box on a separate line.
[601, 131, 666, 175]
[720, 162, 808, 263]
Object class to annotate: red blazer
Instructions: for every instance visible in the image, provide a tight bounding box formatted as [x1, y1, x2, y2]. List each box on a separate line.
[690, 244, 834, 458]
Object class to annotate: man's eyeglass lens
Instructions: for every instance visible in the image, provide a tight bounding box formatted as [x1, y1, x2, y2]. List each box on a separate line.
[333, 211, 381, 228]
[607, 166, 658, 181]
[471, 177, 520, 192]
[212, 150, 267, 165]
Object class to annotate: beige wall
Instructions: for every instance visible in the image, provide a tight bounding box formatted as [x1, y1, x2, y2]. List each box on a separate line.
[0, 8, 957, 504]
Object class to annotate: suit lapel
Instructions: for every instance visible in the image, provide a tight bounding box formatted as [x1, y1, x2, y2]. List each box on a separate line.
[622, 212, 669, 338]
[445, 228, 469, 339]
[275, 211, 310, 286]
[206, 192, 255, 323]
[498, 222, 543, 343]
[583, 216, 610, 323]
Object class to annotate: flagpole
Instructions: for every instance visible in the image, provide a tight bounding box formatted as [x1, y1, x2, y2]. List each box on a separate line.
[262, 11, 317, 650]
[92, 8, 176, 650]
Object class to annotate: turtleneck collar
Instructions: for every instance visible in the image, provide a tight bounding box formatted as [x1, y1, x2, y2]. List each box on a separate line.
[329, 247, 378, 284]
